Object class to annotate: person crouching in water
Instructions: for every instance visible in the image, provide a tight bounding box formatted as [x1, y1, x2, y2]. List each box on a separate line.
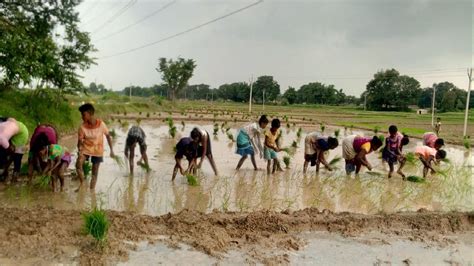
[303, 132, 339, 174]
[415, 145, 446, 178]
[382, 125, 410, 179]
[235, 115, 269, 170]
[172, 137, 199, 181]
[342, 135, 383, 176]
[38, 143, 71, 192]
[264, 118, 283, 174]
[124, 126, 149, 176]
[190, 127, 218, 176]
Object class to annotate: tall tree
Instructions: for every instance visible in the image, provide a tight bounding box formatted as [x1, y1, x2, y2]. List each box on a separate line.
[283, 86, 297, 104]
[365, 69, 421, 111]
[252, 76, 280, 103]
[156, 57, 196, 100]
[0, 1, 95, 91]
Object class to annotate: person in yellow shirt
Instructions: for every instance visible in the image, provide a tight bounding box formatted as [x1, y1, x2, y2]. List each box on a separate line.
[342, 135, 383, 176]
[264, 119, 283, 174]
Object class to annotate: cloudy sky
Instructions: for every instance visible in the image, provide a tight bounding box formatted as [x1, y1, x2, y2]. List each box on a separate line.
[77, 0, 473, 96]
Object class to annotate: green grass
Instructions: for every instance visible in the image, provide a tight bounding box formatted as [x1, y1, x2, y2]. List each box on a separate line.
[82, 208, 109, 245]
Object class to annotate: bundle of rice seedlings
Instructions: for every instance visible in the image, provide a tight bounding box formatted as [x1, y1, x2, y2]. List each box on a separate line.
[146, 112, 150, 118]
[83, 161, 92, 178]
[120, 121, 129, 128]
[20, 163, 29, 175]
[373, 126, 380, 134]
[35, 175, 52, 188]
[378, 135, 385, 143]
[283, 156, 291, 168]
[329, 156, 342, 167]
[82, 208, 109, 245]
[213, 123, 219, 136]
[405, 152, 417, 164]
[136, 118, 142, 125]
[287, 123, 291, 129]
[334, 129, 340, 138]
[367, 171, 383, 176]
[138, 161, 151, 172]
[112, 155, 125, 169]
[463, 137, 471, 150]
[406, 175, 425, 183]
[186, 174, 199, 186]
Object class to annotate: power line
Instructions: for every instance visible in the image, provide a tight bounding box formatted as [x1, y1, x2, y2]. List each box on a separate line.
[91, 0, 138, 34]
[99, 0, 264, 59]
[95, 0, 177, 42]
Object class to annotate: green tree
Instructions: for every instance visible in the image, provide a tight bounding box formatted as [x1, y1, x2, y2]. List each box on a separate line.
[0, 1, 95, 91]
[365, 69, 421, 111]
[252, 76, 280, 103]
[156, 57, 196, 100]
[217, 82, 250, 102]
[283, 86, 297, 104]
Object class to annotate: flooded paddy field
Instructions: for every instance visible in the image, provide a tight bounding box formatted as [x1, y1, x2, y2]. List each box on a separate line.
[0, 121, 472, 264]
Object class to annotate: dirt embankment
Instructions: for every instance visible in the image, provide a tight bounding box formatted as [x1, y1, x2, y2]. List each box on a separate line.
[0, 207, 472, 265]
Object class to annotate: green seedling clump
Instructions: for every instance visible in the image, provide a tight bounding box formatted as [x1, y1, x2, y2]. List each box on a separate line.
[407, 175, 425, 183]
[291, 140, 298, 148]
[138, 161, 151, 172]
[329, 156, 342, 167]
[227, 132, 235, 142]
[112, 155, 125, 169]
[109, 129, 117, 139]
[296, 128, 303, 138]
[186, 174, 199, 186]
[35, 175, 52, 189]
[82, 208, 109, 245]
[83, 161, 92, 178]
[283, 156, 291, 168]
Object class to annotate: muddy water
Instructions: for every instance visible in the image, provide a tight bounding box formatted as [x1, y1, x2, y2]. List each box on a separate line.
[0, 123, 472, 216]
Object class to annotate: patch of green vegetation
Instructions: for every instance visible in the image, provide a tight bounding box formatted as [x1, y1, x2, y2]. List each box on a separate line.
[186, 174, 199, 186]
[34, 175, 52, 189]
[407, 175, 425, 183]
[283, 156, 291, 168]
[82, 208, 109, 245]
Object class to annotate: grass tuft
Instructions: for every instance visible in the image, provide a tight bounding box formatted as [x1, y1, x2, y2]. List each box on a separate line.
[186, 174, 199, 186]
[82, 208, 109, 245]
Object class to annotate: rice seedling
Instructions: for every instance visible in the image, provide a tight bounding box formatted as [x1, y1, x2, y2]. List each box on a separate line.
[146, 112, 150, 118]
[109, 129, 117, 139]
[334, 129, 340, 138]
[283, 156, 291, 168]
[302, 117, 306, 121]
[20, 163, 29, 175]
[83, 161, 92, 178]
[169, 126, 177, 138]
[373, 126, 380, 135]
[139, 111, 142, 115]
[378, 135, 385, 143]
[186, 174, 199, 186]
[287, 123, 291, 129]
[463, 137, 471, 150]
[309, 118, 313, 122]
[181, 121, 185, 130]
[123, 111, 127, 116]
[213, 123, 219, 136]
[291, 140, 298, 148]
[320, 123, 325, 133]
[296, 128, 302, 138]
[82, 208, 109, 245]
[136, 118, 142, 125]
[406, 175, 425, 183]
[120, 120, 129, 128]
[34, 175, 52, 189]
[227, 132, 235, 142]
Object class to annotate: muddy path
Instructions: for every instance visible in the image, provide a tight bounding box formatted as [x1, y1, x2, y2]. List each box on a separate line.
[0, 207, 472, 265]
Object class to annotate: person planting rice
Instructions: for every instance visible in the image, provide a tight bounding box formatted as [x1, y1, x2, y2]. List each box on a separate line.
[342, 135, 383, 176]
[423, 132, 444, 150]
[28, 124, 58, 182]
[303, 132, 339, 174]
[415, 145, 446, 178]
[75, 103, 115, 191]
[235, 115, 269, 171]
[172, 137, 199, 181]
[434, 117, 442, 136]
[190, 127, 218, 176]
[124, 125, 149, 175]
[264, 118, 283, 174]
[0, 118, 29, 182]
[38, 143, 71, 192]
[382, 125, 410, 179]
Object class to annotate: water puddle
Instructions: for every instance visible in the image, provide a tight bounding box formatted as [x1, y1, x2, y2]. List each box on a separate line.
[0, 123, 472, 215]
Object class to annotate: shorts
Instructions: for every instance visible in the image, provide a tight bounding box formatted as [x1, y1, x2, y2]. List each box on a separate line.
[345, 162, 356, 174]
[85, 155, 103, 164]
[304, 153, 318, 166]
[61, 152, 72, 167]
[264, 147, 277, 160]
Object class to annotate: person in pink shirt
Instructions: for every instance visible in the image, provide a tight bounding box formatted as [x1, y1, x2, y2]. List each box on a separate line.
[415, 145, 446, 178]
[422, 132, 444, 150]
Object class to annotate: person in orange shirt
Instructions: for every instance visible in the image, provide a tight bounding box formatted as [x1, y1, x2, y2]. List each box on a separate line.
[75, 103, 115, 191]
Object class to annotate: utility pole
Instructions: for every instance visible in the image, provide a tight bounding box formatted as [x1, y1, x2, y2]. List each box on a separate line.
[262, 89, 265, 111]
[129, 83, 132, 99]
[248, 76, 253, 113]
[431, 84, 436, 127]
[364, 93, 367, 111]
[463, 67, 472, 137]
